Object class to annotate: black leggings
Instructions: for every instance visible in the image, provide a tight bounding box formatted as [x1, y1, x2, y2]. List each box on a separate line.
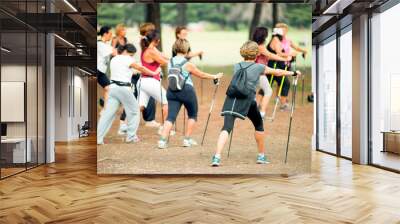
[267, 75, 290, 97]
[222, 101, 264, 134]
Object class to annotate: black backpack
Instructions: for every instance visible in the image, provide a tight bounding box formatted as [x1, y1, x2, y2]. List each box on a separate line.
[168, 58, 188, 92]
[226, 63, 255, 99]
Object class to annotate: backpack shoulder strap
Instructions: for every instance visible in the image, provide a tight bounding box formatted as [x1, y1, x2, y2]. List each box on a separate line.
[178, 58, 188, 67]
[244, 62, 255, 70]
[170, 58, 175, 67]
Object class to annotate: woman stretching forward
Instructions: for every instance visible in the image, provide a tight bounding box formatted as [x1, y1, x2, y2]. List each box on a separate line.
[158, 39, 223, 149]
[138, 30, 169, 133]
[211, 41, 300, 166]
[97, 44, 159, 145]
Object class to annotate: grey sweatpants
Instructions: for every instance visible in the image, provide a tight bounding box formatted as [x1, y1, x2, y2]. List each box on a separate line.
[97, 84, 140, 144]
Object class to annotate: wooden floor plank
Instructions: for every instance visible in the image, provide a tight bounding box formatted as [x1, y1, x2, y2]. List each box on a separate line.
[0, 136, 399, 223]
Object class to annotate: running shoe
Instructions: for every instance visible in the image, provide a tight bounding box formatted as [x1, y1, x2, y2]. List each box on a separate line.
[256, 154, 270, 164]
[279, 103, 290, 111]
[158, 139, 168, 149]
[211, 155, 221, 167]
[260, 111, 266, 120]
[118, 123, 128, 135]
[183, 138, 198, 147]
[126, 135, 140, 143]
[145, 120, 161, 128]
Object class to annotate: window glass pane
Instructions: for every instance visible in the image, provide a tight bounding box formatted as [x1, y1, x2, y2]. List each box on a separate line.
[340, 29, 352, 158]
[0, 6, 27, 177]
[371, 4, 400, 171]
[317, 37, 337, 154]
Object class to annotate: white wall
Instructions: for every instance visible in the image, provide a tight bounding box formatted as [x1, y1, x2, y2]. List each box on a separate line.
[54, 67, 89, 141]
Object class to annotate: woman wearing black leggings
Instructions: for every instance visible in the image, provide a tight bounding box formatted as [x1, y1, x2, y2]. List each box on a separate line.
[211, 41, 299, 167]
[266, 28, 293, 111]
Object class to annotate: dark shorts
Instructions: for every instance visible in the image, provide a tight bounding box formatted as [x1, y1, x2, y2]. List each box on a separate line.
[222, 101, 264, 134]
[166, 84, 198, 123]
[97, 70, 110, 88]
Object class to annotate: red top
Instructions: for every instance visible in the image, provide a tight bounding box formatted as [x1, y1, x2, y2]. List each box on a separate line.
[141, 48, 161, 81]
[255, 54, 268, 65]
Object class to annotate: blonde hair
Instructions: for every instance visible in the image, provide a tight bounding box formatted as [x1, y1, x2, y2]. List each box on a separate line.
[172, 39, 190, 54]
[240, 41, 259, 60]
[139, 23, 155, 36]
[275, 23, 288, 30]
[115, 24, 126, 36]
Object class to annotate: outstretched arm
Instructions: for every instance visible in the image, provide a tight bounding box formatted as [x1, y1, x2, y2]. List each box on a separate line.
[264, 66, 301, 77]
[130, 62, 160, 76]
[186, 63, 223, 80]
[149, 49, 169, 66]
[291, 42, 307, 58]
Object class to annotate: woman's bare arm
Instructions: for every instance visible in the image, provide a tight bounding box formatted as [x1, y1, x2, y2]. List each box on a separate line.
[149, 49, 169, 65]
[130, 62, 159, 76]
[264, 66, 299, 77]
[186, 63, 223, 80]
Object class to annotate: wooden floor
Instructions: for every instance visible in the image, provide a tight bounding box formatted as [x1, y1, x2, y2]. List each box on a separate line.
[0, 136, 400, 224]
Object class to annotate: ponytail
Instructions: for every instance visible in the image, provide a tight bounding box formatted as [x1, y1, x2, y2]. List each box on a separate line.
[140, 30, 160, 51]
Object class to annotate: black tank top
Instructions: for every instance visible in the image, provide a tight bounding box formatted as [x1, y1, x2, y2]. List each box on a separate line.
[267, 38, 286, 70]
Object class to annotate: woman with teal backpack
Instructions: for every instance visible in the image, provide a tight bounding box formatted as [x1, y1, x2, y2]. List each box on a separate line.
[157, 39, 223, 149]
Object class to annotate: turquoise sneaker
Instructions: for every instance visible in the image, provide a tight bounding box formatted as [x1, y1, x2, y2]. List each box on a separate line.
[256, 154, 270, 164]
[211, 155, 221, 167]
[157, 139, 168, 149]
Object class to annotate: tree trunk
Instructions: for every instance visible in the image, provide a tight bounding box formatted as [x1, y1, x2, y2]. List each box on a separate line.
[176, 3, 187, 26]
[272, 3, 278, 28]
[249, 3, 263, 39]
[145, 3, 162, 51]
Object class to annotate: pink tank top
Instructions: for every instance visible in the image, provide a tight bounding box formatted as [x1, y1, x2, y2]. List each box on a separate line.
[281, 37, 291, 55]
[141, 49, 161, 81]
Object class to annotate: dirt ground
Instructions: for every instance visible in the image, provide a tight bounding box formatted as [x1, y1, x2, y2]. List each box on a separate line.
[97, 75, 313, 175]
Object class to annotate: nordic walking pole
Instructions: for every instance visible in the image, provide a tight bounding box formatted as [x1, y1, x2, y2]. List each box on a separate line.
[269, 62, 277, 86]
[270, 65, 288, 121]
[227, 127, 234, 158]
[285, 73, 299, 163]
[284, 56, 298, 163]
[183, 109, 186, 134]
[265, 63, 277, 121]
[199, 54, 204, 105]
[201, 78, 220, 146]
[160, 71, 165, 126]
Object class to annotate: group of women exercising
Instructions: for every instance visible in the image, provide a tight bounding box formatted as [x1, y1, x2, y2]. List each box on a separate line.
[97, 22, 306, 167]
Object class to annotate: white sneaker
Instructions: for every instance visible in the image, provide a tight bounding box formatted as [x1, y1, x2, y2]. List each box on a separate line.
[260, 111, 265, 120]
[126, 135, 140, 143]
[118, 123, 128, 135]
[183, 138, 198, 147]
[158, 139, 168, 149]
[145, 120, 161, 128]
